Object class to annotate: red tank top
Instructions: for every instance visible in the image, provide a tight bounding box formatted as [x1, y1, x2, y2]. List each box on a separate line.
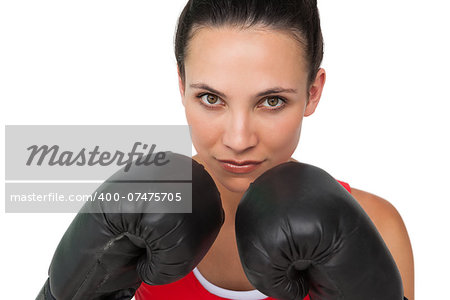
[135, 180, 351, 300]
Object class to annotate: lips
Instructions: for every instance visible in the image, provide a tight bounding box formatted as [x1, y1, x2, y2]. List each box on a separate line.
[219, 159, 262, 166]
[217, 159, 264, 174]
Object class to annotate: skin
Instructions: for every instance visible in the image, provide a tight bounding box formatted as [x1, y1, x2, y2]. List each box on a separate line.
[178, 25, 414, 299]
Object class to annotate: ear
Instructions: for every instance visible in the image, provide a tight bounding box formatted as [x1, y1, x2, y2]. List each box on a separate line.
[304, 68, 326, 117]
[177, 65, 186, 106]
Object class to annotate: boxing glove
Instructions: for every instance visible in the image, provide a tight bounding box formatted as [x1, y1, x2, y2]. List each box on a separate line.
[235, 162, 404, 300]
[37, 152, 224, 300]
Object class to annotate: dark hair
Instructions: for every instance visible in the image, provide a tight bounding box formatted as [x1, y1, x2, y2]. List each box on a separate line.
[174, 0, 324, 87]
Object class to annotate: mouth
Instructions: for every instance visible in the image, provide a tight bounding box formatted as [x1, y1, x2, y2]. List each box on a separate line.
[217, 159, 264, 174]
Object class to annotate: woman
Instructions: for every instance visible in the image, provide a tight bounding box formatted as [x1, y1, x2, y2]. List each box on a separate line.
[136, 0, 414, 299]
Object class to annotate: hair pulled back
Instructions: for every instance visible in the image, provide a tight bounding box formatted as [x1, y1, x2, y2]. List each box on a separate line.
[174, 0, 324, 86]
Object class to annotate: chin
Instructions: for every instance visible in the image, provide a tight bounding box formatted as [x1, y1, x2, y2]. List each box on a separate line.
[219, 176, 255, 194]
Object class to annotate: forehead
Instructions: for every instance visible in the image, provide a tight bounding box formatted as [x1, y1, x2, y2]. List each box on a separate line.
[184, 26, 308, 88]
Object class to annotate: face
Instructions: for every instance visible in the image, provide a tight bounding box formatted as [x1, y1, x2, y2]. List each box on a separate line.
[179, 25, 325, 193]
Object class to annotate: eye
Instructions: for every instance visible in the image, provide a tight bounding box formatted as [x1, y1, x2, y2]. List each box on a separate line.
[261, 96, 286, 110]
[198, 93, 223, 108]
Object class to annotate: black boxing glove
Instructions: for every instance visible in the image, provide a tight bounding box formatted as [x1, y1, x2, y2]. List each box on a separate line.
[235, 162, 404, 300]
[37, 152, 224, 300]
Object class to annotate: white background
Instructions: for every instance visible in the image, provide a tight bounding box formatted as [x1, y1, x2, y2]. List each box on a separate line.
[1, 1, 449, 299]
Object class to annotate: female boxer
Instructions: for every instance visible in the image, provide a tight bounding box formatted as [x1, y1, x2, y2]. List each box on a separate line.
[136, 0, 414, 299]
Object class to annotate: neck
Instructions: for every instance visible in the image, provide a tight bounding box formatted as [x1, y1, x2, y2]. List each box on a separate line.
[216, 179, 244, 225]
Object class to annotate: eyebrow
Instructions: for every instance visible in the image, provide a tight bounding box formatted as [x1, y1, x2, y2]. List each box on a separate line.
[189, 83, 298, 98]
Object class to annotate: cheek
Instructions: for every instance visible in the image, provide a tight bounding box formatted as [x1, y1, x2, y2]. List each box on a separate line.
[185, 106, 220, 152]
[260, 113, 303, 157]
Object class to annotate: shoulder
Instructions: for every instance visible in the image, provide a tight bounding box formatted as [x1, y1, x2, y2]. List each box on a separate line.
[350, 187, 415, 300]
[349, 187, 410, 254]
[350, 188, 403, 232]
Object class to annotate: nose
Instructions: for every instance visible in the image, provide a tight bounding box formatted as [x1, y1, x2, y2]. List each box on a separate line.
[222, 110, 258, 153]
